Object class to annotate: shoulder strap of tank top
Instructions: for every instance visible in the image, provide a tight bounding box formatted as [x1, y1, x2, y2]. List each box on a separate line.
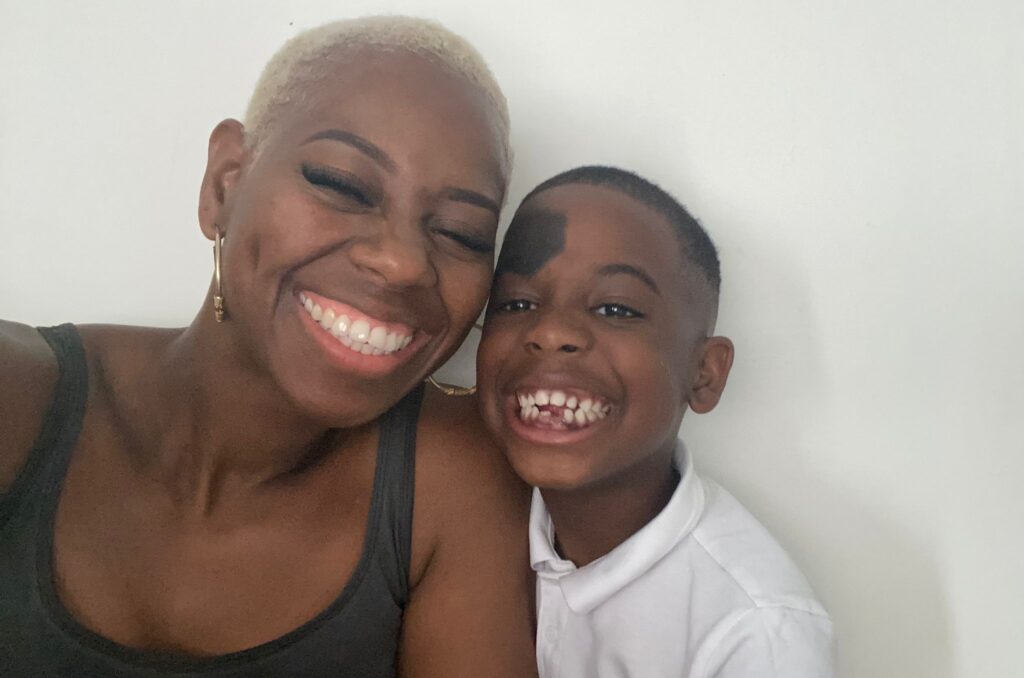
[0, 324, 89, 527]
[370, 382, 424, 608]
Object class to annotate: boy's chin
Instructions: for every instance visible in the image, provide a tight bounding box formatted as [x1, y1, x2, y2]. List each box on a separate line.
[505, 446, 602, 492]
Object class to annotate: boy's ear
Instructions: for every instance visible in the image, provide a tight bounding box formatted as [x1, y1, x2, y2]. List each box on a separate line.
[198, 118, 248, 241]
[687, 336, 735, 414]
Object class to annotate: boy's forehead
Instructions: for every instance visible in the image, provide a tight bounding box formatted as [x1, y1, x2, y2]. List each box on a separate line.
[493, 204, 567, 278]
[496, 183, 682, 280]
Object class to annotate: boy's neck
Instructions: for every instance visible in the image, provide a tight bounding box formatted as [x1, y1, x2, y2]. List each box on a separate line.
[541, 445, 679, 568]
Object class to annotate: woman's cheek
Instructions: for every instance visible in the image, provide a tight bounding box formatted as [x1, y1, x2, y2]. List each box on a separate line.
[444, 264, 493, 319]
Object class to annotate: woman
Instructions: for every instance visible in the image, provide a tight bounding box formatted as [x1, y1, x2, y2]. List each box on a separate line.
[0, 17, 534, 677]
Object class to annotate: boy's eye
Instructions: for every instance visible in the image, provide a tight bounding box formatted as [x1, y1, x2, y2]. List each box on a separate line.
[302, 164, 376, 207]
[594, 303, 643, 319]
[493, 298, 537, 313]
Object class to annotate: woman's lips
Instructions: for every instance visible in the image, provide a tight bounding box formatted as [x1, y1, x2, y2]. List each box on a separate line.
[300, 290, 414, 355]
[297, 290, 426, 375]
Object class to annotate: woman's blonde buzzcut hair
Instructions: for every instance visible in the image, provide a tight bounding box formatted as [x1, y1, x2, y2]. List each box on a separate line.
[243, 15, 511, 174]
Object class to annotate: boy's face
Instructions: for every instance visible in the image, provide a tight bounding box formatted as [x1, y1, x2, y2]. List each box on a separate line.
[477, 184, 730, 490]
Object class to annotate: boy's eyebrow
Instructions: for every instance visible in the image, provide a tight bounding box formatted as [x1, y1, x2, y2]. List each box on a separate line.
[598, 263, 661, 295]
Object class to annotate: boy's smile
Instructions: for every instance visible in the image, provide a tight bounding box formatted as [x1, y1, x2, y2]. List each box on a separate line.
[478, 183, 717, 491]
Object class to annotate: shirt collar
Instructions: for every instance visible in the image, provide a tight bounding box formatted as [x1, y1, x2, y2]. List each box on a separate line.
[529, 440, 706, 615]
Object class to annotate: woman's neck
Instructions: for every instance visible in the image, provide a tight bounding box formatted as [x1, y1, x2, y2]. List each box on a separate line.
[101, 311, 363, 511]
[541, 445, 679, 568]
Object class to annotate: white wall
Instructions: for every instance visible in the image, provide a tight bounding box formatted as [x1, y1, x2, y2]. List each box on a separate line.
[2, 1, 1021, 675]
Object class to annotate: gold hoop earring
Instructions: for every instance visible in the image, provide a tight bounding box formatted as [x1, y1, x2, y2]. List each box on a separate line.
[425, 322, 483, 396]
[213, 227, 226, 323]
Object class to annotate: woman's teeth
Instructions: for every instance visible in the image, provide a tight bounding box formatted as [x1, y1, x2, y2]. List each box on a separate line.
[300, 292, 413, 356]
[515, 388, 611, 429]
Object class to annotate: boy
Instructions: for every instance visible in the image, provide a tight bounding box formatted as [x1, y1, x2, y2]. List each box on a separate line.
[476, 166, 836, 677]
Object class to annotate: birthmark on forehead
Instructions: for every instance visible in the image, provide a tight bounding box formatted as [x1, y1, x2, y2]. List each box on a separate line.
[494, 208, 567, 278]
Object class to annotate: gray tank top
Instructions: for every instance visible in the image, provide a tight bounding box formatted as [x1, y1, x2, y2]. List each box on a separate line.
[0, 324, 422, 676]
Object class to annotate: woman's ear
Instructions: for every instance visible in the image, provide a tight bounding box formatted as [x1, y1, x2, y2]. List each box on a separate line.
[687, 336, 735, 414]
[198, 119, 247, 241]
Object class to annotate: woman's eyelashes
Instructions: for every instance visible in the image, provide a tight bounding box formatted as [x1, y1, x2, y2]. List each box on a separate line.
[301, 164, 492, 255]
[432, 225, 494, 255]
[301, 164, 377, 207]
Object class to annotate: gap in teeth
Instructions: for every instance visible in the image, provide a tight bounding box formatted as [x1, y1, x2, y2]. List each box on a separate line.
[301, 295, 412, 355]
[515, 388, 610, 428]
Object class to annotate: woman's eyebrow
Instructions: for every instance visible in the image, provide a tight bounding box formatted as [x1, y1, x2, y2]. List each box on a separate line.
[442, 187, 500, 219]
[300, 130, 499, 217]
[301, 129, 397, 173]
[598, 263, 661, 295]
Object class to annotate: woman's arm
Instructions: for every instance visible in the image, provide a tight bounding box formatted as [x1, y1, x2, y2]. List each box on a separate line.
[0, 320, 58, 493]
[400, 390, 537, 677]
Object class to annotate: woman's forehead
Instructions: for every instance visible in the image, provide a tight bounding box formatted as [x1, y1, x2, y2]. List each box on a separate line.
[257, 50, 507, 173]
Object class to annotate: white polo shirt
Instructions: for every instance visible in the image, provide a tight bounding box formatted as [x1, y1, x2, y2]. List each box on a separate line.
[531, 442, 836, 678]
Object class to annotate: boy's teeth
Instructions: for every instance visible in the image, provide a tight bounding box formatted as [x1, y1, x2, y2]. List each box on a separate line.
[514, 387, 612, 429]
[300, 294, 413, 357]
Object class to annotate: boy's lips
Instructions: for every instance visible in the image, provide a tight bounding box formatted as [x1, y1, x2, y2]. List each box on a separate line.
[297, 290, 427, 375]
[502, 382, 615, 445]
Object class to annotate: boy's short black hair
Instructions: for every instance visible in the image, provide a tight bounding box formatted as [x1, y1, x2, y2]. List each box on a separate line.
[522, 165, 721, 295]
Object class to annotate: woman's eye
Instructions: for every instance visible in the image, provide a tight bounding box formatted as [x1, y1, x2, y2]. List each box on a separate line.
[434, 227, 494, 255]
[301, 164, 375, 207]
[494, 299, 536, 313]
[594, 303, 643, 319]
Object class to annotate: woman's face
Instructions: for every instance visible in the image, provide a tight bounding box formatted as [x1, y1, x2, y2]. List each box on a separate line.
[205, 49, 506, 426]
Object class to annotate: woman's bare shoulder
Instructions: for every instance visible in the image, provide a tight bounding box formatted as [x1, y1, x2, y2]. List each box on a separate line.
[0, 320, 59, 491]
[411, 387, 531, 566]
[402, 388, 536, 676]
[415, 388, 524, 491]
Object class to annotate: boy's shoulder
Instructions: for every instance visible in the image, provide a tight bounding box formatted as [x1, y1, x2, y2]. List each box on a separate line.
[689, 476, 827, 617]
[678, 473, 836, 677]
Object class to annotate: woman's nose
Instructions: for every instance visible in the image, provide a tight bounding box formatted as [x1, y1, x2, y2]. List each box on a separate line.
[348, 221, 438, 289]
[524, 309, 593, 355]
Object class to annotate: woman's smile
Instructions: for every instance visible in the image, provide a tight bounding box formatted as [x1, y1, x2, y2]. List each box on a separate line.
[296, 289, 428, 376]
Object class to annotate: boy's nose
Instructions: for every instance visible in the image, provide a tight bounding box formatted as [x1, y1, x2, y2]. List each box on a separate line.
[347, 220, 438, 289]
[524, 310, 593, 354]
